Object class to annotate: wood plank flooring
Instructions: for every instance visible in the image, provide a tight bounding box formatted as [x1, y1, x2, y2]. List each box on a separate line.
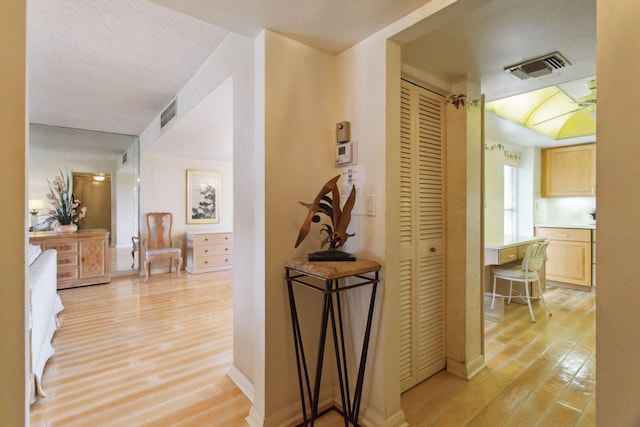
[30, 271, 250, 427]
[31, 273, 595, 426]
[403, 285, 596, 427]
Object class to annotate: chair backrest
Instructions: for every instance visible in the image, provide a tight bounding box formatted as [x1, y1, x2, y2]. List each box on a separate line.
[522, 239, 549, 272]
[145, 212, 174, 250]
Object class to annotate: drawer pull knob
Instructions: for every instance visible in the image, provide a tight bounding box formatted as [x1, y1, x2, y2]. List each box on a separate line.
[430, 247, 436, 253]
[205, 261, 208, 264]
[205, 249, 208, 253]
[558, 233, 568, 237]
[204, 238, 209, 241]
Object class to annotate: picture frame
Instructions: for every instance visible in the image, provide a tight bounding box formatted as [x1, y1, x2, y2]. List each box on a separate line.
[186, 169, 220, 224]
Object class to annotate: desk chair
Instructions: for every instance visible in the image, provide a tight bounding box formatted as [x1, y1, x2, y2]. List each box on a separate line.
[492, 239, 551, 322]
[142, 212, 183, 282]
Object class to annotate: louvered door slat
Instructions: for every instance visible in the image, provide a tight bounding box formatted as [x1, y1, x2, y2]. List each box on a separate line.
[399, 79, 446, 393]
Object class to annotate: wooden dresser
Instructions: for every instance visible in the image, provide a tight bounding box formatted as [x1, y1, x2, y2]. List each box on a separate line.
[185, 231, 233, 274]
[29, 229, 111, 290]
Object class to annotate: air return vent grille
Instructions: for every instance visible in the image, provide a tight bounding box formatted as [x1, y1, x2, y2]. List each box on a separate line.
[504, 52, 571, 80]
[160, 98, 177, 130]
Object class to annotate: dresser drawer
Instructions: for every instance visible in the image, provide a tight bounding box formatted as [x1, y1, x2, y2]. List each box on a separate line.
[194, 242, 232, 257]
[499, 247, 518, 264]
[57, 266, 80, 282]
[57, 253, 79, 268]
[194, 233, 232, 246]
[43, 241, 79, 254]
[194, 254, 233, 269]
[535, 227, 591, 242]
[186, 232, 234, 274]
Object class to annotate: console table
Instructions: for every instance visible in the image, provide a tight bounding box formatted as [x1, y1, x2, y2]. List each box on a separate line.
[285, 257, 381, 427]
[29, 229, 111, 290]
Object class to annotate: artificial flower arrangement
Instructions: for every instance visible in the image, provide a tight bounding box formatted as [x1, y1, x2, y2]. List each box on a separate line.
[45, 169, 87, 227]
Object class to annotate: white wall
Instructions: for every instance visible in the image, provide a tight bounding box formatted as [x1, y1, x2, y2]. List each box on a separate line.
[334, 34, 397, 426]
[260, 30, 338, 424]
[140, 152, 233, 234]
[140, 32, 258, 408]
[536, 196, 596, 226]
[596, 1, 640, 424]
[484, 138, 507, 241]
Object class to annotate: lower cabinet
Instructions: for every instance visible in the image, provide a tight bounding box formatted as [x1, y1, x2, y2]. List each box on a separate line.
[185, 231, 233, 274]
[535, 227, 592, 287]
[29, 228, 111, 290]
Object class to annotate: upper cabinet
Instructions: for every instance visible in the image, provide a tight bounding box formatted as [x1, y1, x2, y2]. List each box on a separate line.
[541, 143, 596, 197]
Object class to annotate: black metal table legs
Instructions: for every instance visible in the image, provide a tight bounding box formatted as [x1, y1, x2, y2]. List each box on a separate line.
[286, 268, 379, 427]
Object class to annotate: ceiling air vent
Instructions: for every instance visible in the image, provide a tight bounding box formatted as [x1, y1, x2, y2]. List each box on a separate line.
[160, 98, 177, 130]
[504, 52, 571, 80]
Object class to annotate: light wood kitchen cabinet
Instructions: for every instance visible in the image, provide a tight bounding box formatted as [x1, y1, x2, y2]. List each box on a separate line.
[29, 229, 111, 290]
[541, 143, 595, 197]
[185, 231, 233, 274]
[535, 227, 592, 287]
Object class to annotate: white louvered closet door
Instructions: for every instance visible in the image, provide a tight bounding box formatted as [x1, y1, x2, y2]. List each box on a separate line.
[399, 79, 446, 393]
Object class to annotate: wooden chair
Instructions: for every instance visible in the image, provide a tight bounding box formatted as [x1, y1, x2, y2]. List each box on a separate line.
[142, 212, 183, 282]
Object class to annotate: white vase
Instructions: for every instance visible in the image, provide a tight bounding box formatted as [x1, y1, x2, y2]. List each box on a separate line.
[56, 223, 77, 233]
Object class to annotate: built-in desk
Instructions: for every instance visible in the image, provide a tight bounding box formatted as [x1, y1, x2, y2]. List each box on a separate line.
[485, 235, 547, 301]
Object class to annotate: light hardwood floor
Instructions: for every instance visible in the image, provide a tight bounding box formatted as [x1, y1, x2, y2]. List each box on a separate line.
[31, 273, 595, 426]
[403, 285, 596, 427]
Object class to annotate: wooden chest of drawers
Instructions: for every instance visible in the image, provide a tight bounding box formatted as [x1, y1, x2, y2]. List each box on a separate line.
[185, 231, 233, 274]
[29, 229, 111, 290]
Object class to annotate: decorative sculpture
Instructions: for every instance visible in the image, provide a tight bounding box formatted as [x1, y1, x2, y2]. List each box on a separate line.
[295, 175, 356, 261]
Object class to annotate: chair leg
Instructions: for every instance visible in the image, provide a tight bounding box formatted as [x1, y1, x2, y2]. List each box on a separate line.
[524, 280, 536, 322]
[537, 279, 552, 317]
[507, 280, 514, 304]
[176, 256, 183, 278]
[144, 260, 150, 282]
[491, 275, 498, 309]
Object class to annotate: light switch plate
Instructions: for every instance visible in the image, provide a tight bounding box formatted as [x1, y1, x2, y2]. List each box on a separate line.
[366, 194, 376, 216]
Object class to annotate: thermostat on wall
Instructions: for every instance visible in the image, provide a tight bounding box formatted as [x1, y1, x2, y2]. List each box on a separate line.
[335, 140, 357, 166]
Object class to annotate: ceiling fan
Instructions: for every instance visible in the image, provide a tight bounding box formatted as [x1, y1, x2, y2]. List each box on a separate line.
[532, 79, 596, 126]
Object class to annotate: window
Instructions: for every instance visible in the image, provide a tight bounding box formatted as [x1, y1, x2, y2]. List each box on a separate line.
[504, 165, 517, 235]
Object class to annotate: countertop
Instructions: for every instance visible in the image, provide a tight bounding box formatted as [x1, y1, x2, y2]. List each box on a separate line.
[485, 235, 545, 250]
[535, 223, 596, 230]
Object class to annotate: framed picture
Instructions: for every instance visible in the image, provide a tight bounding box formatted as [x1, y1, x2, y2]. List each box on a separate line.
[186, 169, 220, 224]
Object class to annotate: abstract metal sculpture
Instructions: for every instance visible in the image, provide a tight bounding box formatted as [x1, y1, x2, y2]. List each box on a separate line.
[295, 175, 356, 261]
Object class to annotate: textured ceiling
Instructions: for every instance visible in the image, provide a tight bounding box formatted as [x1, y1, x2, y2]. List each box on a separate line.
[28, 0, 229, 136]
[150, 0, 432, 55]
[400, 0, 596, 103]
[27, 0, 596, 158]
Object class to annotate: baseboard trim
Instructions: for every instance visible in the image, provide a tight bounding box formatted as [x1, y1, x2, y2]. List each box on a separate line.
[246, 390, 335, 427]
[228, 364, 254, 402]
[446, 354, 485, 380]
